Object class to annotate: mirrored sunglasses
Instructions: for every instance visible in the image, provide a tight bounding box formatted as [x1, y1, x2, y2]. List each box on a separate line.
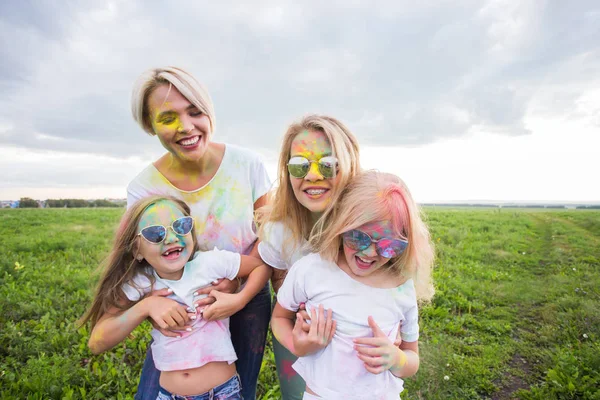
[342, 229, 408, 258]
[138, 216, 194, 244]
[287, 156, 338, 179]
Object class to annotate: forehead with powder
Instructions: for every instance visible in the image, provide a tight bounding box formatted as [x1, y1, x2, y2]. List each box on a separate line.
[357, 220, 395, 240]
[138, 200, 185, 230]
[290, 130, 332, 159]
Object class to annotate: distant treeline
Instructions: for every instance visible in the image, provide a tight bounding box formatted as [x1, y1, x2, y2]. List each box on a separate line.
[17, 197, 125, 208]
[45, 199, 124, 208]
[424, 203, 600, 209]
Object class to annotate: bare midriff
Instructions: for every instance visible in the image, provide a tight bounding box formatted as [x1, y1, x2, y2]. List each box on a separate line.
[159, 361, 236, 396]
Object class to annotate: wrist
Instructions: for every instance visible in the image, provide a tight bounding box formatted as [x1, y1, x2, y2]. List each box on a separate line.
[390, 348, 408, 375]
[138, 296, 154, 318]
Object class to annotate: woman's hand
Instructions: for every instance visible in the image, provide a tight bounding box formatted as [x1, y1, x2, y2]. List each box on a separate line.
[192, 278, 240, 310]
[201, 290, 245, 321]
[146, 288, 196, 337]
[353, 316, 407, 374]
[292, 304, 336, 357]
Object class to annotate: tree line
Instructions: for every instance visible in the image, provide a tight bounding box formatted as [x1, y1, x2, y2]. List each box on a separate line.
[17, 198, 125, 208]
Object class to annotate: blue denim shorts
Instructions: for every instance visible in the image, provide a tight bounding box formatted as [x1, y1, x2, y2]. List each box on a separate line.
[156, 374, 242, 400]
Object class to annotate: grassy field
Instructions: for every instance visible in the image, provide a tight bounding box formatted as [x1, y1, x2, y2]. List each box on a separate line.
[1, 207, 599, 399]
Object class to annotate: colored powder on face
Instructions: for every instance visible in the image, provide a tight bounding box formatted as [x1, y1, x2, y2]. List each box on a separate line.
[290, 130, 332, 160]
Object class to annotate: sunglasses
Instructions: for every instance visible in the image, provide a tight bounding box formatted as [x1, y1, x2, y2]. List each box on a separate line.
[138, 216, 194, 244]
[342, 229, 409, 258]
[287, 156, 338, 179]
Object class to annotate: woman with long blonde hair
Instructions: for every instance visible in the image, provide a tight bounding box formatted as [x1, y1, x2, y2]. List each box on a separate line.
[256, 114, 361, 399]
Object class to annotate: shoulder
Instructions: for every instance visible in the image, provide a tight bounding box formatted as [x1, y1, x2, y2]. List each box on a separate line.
[223, 144, 267, 168]
[121, 268, 154, 301]
[262, 221, 292, 243]
[127, 164, 166, 198]
[290, 252, 326, 271]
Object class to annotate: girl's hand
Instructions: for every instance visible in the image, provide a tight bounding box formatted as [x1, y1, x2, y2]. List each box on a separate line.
[146, 289, 195, 336]
[353, 316, 407, 374]
[297, 302, 311, 332]
[292, 304, 336, 357]
[192, 278, 240, 309]
[201, 290, 244, 321]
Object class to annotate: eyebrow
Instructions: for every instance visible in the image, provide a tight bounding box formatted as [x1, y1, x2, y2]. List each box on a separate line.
[291, 151, 333, 158]
[156, 111, 176, 119]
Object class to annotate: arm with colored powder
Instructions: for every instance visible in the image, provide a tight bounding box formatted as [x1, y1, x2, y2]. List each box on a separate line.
[88, 292, 191, 355]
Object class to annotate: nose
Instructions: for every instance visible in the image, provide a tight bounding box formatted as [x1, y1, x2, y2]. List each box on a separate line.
[304, 161, 323, 181]
[164, 227, 180, 244]
[360, 244, 378, 258]
[178, 115, 194, 133]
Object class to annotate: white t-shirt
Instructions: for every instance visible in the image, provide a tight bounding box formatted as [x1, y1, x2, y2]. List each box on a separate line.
[258, 221, 310, 270]
[277, 253, 419, 400]
[127, 144, 272, 255]
[122, 249, 241, 372]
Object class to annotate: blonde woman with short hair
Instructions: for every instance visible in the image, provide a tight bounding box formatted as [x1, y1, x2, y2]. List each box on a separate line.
[128, 67, 272, 400]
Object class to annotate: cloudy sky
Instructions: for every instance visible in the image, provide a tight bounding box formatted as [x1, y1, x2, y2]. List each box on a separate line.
[1, 0, 598, 202]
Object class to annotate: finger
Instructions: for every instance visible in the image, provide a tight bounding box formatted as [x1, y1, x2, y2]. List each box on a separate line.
[354, 345, 386, 357]
[193, 286, 213, 296]
[188, 312, 197, 321]
[201, 307, 214, 321]
[194, 297, 216, 308]
[150, 288, 173, 297]
[297, 309, 311, 321]
[309, 307, 318, 335]
[327, 320, 337, 344]
[364, 363, 386, 375]
[156, 326, 180, 338]
[368, 316, 386, 337]
[301, 321, 311, 333]
[317, 304, 326, 339]
[393, 339, 402, 347]
[208, 290, 222, 300]
[324, 308, 333, 339]
[299, 302, 306, 310]
[353, 337, 387, 347]
[293, 313, 304, 334]
[357, 353, 386, 368]
[169, 312, 185, 327]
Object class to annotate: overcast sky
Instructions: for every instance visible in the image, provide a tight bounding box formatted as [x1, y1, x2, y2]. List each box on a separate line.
[1, 0, 598, 202]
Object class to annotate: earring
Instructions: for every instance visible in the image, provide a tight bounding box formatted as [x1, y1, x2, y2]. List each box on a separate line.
[136, 255, 143, 263]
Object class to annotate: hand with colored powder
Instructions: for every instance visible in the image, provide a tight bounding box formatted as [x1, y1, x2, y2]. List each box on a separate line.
[353, 316, 407, 374]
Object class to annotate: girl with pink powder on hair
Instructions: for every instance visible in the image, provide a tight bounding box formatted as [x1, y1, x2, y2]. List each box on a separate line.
[271, 170, 434, 399]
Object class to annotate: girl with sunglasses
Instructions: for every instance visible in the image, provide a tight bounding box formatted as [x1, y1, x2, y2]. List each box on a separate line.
[81, 196, 270, 399]
[271, 170, 434, 399]
[255, 115, 361, 399]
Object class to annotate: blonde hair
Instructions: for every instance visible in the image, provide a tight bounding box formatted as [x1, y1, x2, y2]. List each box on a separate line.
[79, 195, 198, 329]
[131, 66, 216, 136]
[257, 114, 361, 260]
[316, 170, 435, 302]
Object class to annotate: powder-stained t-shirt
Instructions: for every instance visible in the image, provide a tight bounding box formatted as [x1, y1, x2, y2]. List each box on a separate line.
[277, 253, 419, 400]
[258, 221, 310, 270]
[122, 249, 241, 372]
[127, 144, 272, 255]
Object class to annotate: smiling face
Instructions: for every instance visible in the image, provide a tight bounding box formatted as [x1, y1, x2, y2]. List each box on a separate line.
[289, 129, 341, 214]
[136, 200, 194, 280]
[340, 220, 397, 279]
[147, 84, 212, 163]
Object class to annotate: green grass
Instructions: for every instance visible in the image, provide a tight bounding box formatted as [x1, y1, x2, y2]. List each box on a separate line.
[1, 208, 599, 399]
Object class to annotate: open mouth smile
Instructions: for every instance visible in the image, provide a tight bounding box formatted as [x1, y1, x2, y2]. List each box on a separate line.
[177, 135, 201, 147]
